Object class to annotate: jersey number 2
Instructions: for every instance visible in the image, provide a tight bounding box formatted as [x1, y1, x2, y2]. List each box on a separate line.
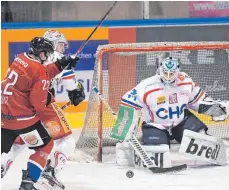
[2, 69, 19, 95]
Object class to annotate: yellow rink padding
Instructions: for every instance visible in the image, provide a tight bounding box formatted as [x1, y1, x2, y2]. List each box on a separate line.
[191, 110, 229, 126]
[64, 112, 86, 129]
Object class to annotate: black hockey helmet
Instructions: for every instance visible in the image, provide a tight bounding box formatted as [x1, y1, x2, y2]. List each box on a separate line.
[29, 37, 54, 60]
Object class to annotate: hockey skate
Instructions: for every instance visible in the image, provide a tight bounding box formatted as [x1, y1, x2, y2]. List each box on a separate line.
[38, 160, 65, 190]
[19, 170, 38, 190]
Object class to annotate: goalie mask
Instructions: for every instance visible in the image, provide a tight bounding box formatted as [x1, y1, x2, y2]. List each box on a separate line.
[158, 57, 180, 84]
[43, 30, 68, 54]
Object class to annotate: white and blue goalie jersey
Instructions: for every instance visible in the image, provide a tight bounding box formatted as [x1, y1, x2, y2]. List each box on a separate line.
[119, 72, 206, 130]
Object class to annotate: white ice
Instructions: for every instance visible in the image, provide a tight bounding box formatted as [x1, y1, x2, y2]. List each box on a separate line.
[1, 129, 229, 190]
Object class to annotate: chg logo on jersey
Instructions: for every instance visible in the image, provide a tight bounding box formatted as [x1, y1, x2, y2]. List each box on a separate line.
[156, 104, 186, 119]
[169, 93, 178, 104]
[157, 96, 166, 105]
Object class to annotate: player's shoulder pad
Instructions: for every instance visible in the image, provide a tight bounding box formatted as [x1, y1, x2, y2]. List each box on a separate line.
[17, 53, 44, 74]
[124, 75, 161, 102]
[141, 75, 162, 90]
[177, 72, 193, 83]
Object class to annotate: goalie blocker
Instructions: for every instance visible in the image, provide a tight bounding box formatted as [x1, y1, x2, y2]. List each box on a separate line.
[179, 130, 229, 165]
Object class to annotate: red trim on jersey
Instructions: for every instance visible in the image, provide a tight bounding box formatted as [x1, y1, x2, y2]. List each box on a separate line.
[62, 75, 75, 80]
[177, 82, 193, 87]
[143, 88, 163, 105]
[143, 88, 163, 122]
[120, 102, 141, 110]
[148, 108, 155, 121]
[189, 91, 204, 105]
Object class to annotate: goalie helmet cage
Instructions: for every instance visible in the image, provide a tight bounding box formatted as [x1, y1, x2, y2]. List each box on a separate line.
[76, 42, 229, 162]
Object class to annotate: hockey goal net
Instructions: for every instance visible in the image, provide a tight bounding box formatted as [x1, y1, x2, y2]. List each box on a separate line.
[76, 42, 229, 162]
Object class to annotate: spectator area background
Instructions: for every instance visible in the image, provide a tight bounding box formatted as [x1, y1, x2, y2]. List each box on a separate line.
[2, 1, 229, 22]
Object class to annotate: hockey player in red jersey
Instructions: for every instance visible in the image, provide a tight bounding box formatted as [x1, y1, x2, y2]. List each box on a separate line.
[1, 36, 80, 190]
[1, 37, 55, 190]
[1, 31, 85, 190]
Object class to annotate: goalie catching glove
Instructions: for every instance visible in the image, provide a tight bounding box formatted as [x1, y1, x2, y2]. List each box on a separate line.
[55, 55, 80, 70]
[68, 81, 85, 106]
[198, 95, 229, 121]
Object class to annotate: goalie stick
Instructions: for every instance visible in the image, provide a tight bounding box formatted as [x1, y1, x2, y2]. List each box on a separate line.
[61, 1, 118, 110]
[93, 86, 187, 174]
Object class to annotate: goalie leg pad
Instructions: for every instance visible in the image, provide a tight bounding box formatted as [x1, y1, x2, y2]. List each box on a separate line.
[142, 123, 170, 145]
[179, 130, 229, 165]
[134, 145, 172, 168]
[116, 141, 135, 167]
[172, 109, 208, 143]
[116, 141, 172, 168]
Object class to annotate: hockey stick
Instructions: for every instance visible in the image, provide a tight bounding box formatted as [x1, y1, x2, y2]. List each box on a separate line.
[61, 1, 118, 110]
[93, 86, 187, 174]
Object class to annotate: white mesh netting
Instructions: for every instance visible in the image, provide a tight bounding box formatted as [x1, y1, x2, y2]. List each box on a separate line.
[75, 42, 229, 161]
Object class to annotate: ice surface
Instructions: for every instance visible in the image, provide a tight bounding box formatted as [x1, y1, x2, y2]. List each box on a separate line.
[1, 129, 229, 190]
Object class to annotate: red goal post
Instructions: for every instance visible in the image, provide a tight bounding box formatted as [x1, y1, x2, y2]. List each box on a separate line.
[76, 41, 229, 162]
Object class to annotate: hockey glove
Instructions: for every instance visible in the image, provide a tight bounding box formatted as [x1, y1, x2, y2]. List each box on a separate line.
[55, 55, 80, 70]
[212, 101, 229, 121]
[68, 82, 85, 106]
[198, 95, 229, 121]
